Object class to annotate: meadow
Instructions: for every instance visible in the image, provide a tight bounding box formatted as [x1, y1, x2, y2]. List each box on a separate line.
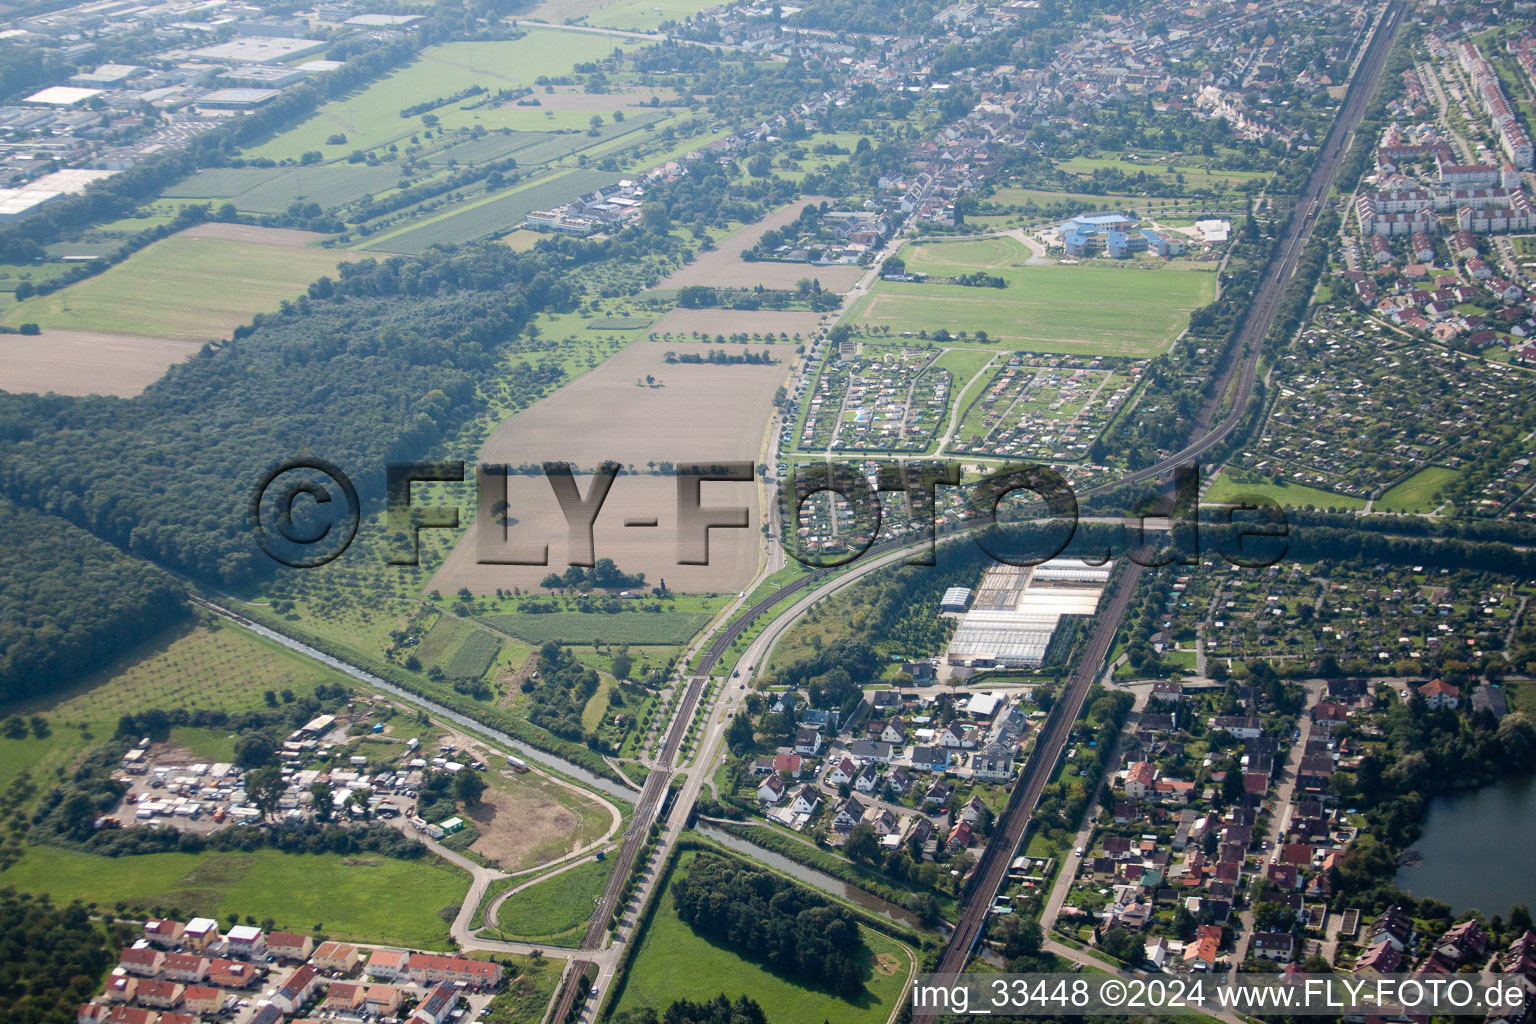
[1204, 468, 1368, 510]
[244, 32, 631, 163]
[163, 162, 405, 213]
[0, 228, 343, 342]
[1376, 465, 1461, 513]
[854, 236, 1214, 358]
[612, 849, 913, 1024]
[489, 856, 615, 944]
[0, 847, 466, 949]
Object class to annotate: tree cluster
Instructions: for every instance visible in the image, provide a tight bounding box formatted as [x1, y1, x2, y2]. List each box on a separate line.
[672, 853, 868, 996]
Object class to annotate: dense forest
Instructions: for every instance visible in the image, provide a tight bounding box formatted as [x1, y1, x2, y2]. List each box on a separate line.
[672, 853, 869, 996]
[0, 888, 128, 1024]
[0, 496, 185, 704]
[0, 243, 583, 588]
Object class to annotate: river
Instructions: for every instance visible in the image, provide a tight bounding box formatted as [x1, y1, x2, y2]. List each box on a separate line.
[1394, 774, 1536, 915]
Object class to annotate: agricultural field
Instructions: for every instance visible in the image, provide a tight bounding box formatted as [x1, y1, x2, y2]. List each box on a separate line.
[0, 616, 351, 793]
[851, 237, 1214, 358]
[613, 849, 914, 1024]
[163, 162, 405, 214]
[431, 341, 790, 595]
[243, 31, 631, 163]
[0, 847, 466, 950]
[0, 329, 203, 397]
[657, 197, 867, 293]
[358, 167, 617, 253]
[487, 855, 615, 944]
[0, 226, 342, 343]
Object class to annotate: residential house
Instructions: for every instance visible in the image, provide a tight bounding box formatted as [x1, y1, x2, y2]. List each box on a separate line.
[1418, 678, 1461, 709]
[833, 797, 867, 832]
[117, 948, 163, 978]
[403, 954, 502, 989]
[939, 721, 974, 749]
[923, 778, 954, 805]
[207, 959, 259, 989]
[1151, 681, 1183, 703]
[365, 949, 408, 981]
[947, 820, 974, 851]
[181, 919, 219, 952]
[271, 965, 321, 1015]
[854, 765, 880, 794]
[862, 805, 900, 836]
[311, 941, 360, 974]
[1208, 716, 1262, 738]
[757, 774, 786, 804]
[224, 925, 266, 960]
[159, 954, 208, 984]
[136, 981, 184, 1010]
[1354, 940, 1403, 975]
[182, 985, 225, 1016]
[881, 719, 908, 745]
[772, 752, 804, 777]
[409, 982, 461, 1024]
[849, 740, 893, 763]
[826, 757, 858, 787]
[911, 746, 949, 772]
[1124, 761, 1157, 799]
[266, 931, 312, 963]
[788, 785, 819, 816]
[971, 747, 1014, 781]
[794, 728, 823, 756]
[1183, 925, 1224, 971]
[1254, 932, 1295, 963]
[142, 920, 185, 949]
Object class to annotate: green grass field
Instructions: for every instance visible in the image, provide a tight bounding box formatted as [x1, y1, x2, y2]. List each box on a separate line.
[245, 32, 630, 163]
[0, 617, 352, 793]
[1, 234, 343, 342]
[0, 847, 467, 949]
[491, 857, 614, 944]
[853, 237, 1214, 357]
[1204, 469, 1368, 510]
[1376, 466, 1460, 513]
[163, 163, 406, 213]
[477, 609, 711, 646]
[615, 850, 912, 1024]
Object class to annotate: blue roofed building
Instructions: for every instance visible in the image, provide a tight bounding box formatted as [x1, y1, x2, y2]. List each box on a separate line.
[1142, 229, 1186, 257]
[1059, 211, 1139, 257]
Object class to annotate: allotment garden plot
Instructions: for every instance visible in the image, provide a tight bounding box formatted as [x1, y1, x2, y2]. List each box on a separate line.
[797, 348, 952, 454]
[946, 354, 1142, 463]
[1238, 312, 1528, 510]
[853, 236, 1214, 358]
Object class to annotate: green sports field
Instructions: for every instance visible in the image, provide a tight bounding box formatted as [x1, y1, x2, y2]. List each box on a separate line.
[853, 236, 1214, 357]
[244, 31, 630, 163]
[0, 847, 467, 949]
[1, 233, 343, 342]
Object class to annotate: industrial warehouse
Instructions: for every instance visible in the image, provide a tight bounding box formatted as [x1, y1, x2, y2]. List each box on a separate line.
[944, 558, 1111, 668]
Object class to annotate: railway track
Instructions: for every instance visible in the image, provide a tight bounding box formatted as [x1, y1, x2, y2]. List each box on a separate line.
[927, 0, 1405, 982]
